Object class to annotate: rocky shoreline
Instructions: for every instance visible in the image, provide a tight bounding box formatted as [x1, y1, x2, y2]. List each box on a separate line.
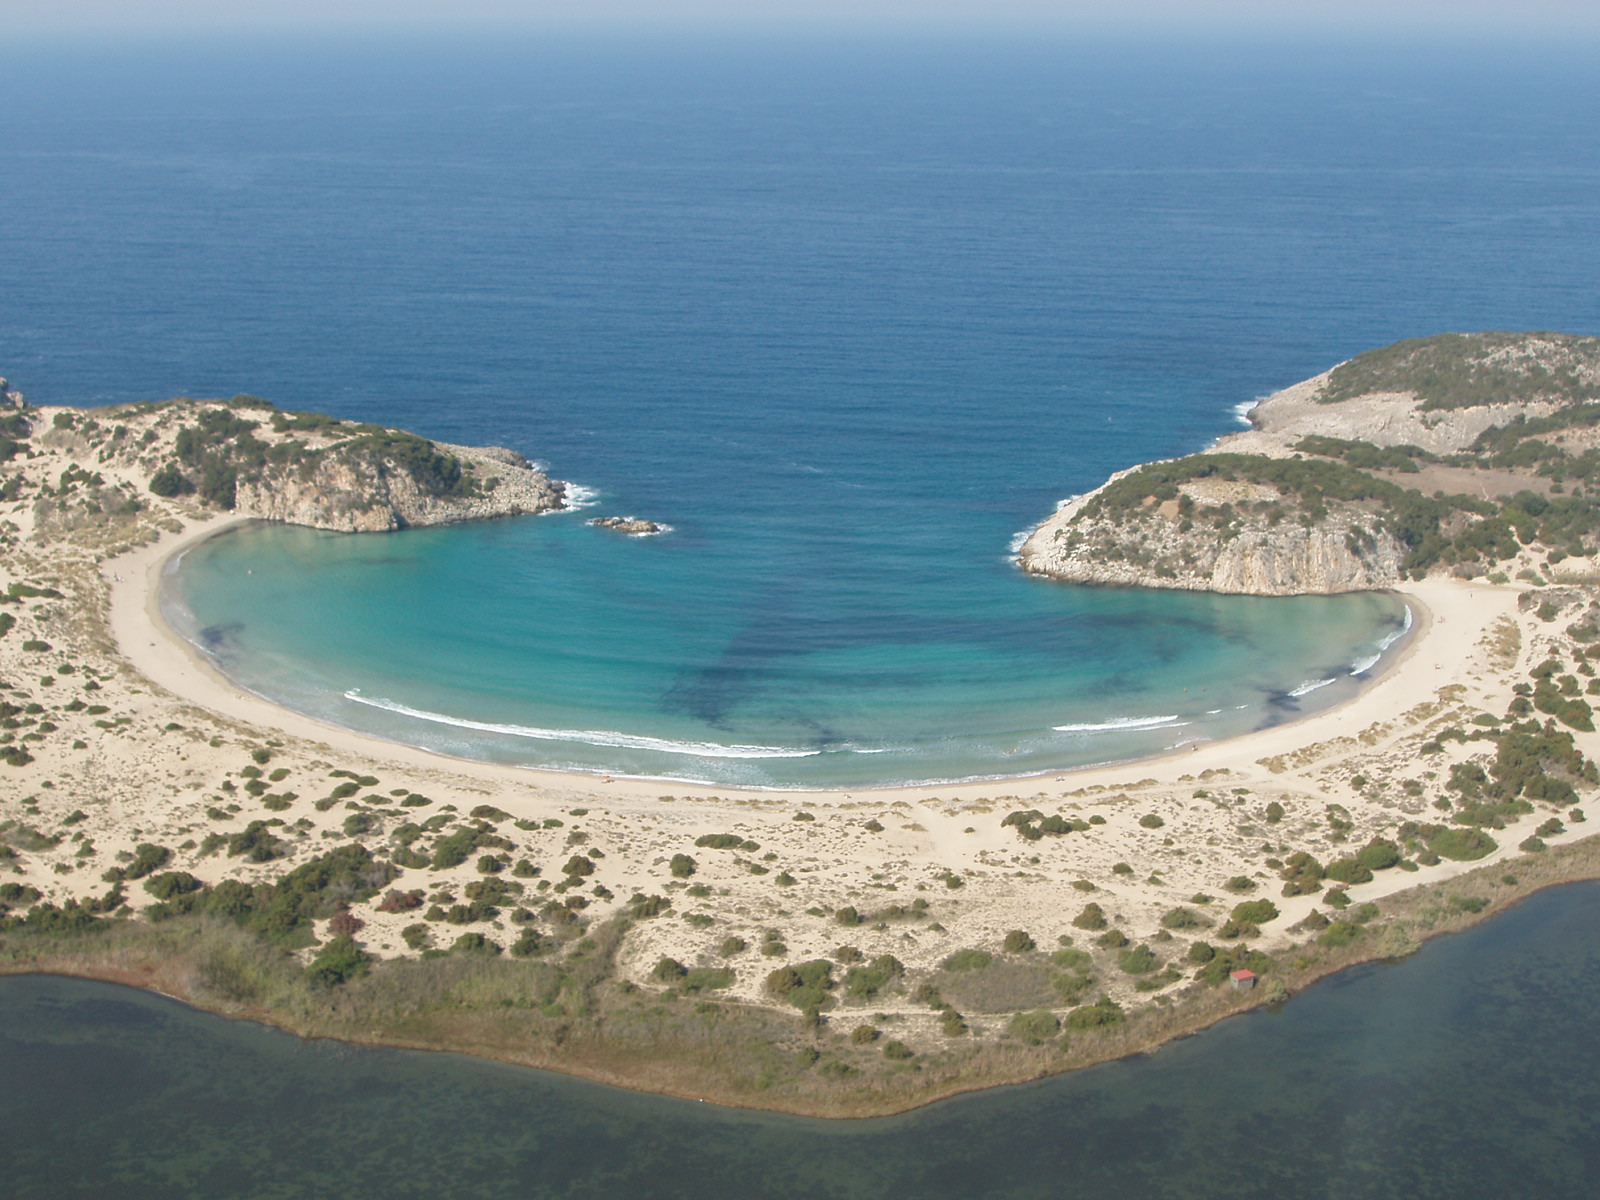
[1018, 332, 1600, 596]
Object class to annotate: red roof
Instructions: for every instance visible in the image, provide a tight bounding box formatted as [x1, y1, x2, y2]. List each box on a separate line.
[1230, 969, 1257, 980]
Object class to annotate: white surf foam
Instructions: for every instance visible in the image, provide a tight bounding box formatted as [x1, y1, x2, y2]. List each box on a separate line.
[1053, 714, 1184, 733]
[1288, 677, 1336, 698]
[343, 691, 822, 759]
[1376, 603, 1415, 651]
[560, 483, 601, 511]
[1231, 396, 1266, 427]
[1351, 604, 1414, 675]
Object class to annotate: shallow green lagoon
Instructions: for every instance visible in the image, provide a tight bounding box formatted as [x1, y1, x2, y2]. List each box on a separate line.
[3, 883, 1597, 1199]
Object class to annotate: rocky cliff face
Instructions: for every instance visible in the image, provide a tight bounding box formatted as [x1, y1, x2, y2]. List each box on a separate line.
[1019, 488, 1407, 596]
[25, 396, 571, 536]
[233, 443, 566, 532]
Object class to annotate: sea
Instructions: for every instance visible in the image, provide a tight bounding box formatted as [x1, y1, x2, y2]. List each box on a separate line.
[9, 31, 1599, 787]
[3, 26, 1600, 1196]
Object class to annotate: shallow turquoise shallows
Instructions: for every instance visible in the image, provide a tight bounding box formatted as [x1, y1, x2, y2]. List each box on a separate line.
[166, 517, 1407, 787]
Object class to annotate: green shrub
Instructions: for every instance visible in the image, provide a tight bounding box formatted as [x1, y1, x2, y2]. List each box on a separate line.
[669, 853, 697, 878]
[143, 871, 202, 901]
[682, 967, 735, 993]
[765, 960, 836, 1011]
[941, 948, 994, 972]
[1430, 827, 1498, 861]
[1356, 838, 1402, 871]
[1187, 941, 1216, 964]
[695, 833, 758, 850]
[306, 934, 370, 987]
[1002, 929, 1035, 953]
[452, 932, 501, 955]
[1318, 921, 1362, 948]
[850, 1024, 880, 1045]
[148, 464, 194, 497]
[561, 854, 596, 878]
[1279, 851, 1325, 897]
[1160, 906, 1208, 931]
[1230, 899, 1280, 925]
[226, 822, 287, 863]
[1072, 903, 1107, 931]
[1008, 1009, 1061, 1043]
[1118, 945, 1159, 975]
[883, 1040, 914, 1060]
[718, 935, 747, 956]
[1138, 814, 1165, 829]
[1064, 997, 1124, 1030]
[1095, 928, 1129, 950]
[1223, 875, 1257, 893]
[124, 843, 172, 880]
[651, 956, 687, 983]
[1325, 857, 1374, 885]
[844, 955, 903, 999]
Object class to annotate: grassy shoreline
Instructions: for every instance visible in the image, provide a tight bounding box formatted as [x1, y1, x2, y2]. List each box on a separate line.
[6, 835, 1596, 1119]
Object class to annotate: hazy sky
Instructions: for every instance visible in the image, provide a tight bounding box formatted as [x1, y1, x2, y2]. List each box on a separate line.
[10, 0, 1600, 36]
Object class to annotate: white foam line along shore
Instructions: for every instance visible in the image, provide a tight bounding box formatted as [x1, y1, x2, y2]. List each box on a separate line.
[343, 690, 822, 759]
[105, 512, 1508, 803]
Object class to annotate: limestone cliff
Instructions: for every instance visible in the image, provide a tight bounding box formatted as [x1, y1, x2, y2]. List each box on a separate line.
[231, 441, 565, 532]
[29, 395, 569, 535]
[1019, 475, 1407, 596]
[1018, 332, 1600, 596]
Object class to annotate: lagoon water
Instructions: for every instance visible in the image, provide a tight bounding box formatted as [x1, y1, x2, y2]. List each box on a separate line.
[3, 882, 1598, 1199]
[3, 34, 1598, 784]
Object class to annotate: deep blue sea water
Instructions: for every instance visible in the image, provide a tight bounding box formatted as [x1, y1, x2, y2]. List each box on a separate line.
[4, 33, 1598, 784]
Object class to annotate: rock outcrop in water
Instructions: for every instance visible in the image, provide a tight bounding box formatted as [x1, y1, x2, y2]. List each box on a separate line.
[588, 515, 664, 536]
[1019, 332, 1600, 595]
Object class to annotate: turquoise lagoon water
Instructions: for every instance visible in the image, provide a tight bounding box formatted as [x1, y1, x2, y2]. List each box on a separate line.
[4, 34, 1596, 784]
[165, 517, 1408, 786]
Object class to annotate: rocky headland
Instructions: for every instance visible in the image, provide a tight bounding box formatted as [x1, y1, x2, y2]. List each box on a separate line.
[12, 389, 568, 537]
[1019, 332, 1600, 595]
